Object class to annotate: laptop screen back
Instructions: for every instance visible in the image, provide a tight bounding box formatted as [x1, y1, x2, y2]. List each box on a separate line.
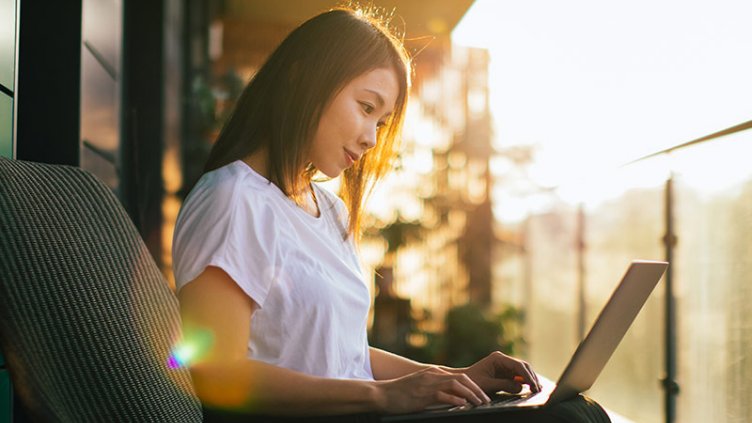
[550, 260, 668, 404]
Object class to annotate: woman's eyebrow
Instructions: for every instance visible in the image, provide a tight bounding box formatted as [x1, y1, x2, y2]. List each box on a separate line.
[364, 89, 385, 108]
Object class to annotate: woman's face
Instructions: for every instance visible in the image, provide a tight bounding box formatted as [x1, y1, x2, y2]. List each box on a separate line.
[309, 67, 399, 178]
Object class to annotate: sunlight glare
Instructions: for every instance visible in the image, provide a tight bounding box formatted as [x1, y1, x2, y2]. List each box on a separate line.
[453, 0, 752, 194]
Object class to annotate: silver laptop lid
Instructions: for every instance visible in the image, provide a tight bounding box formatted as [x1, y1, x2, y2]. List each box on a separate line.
[549, 260, 668, 404]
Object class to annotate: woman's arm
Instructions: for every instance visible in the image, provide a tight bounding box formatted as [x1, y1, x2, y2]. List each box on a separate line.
[178, 267, 489, 415]
[370, 347, 438, 380]
[370, 346, 541, 395]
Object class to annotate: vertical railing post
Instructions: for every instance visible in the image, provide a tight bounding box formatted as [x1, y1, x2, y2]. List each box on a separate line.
[663, 173, 679, 423]
[521, 215, 533, 358]
[576, 203, 586, 342]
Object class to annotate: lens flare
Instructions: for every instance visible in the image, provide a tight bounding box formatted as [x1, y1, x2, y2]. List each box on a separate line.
[168, 329, 214, 368]
[168, 343, 196, 368]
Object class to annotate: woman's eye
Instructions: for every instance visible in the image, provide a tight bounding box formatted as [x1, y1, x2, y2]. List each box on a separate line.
[360, 102, 375, 114]
[377, 120, 387, 128]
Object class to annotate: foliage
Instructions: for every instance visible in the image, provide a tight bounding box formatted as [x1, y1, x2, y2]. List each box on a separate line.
[404, 303, 526, 368]
[378, 218, 423, 254]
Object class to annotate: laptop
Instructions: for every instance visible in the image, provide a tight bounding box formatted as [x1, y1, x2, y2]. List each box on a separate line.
[382, 260, 668, 421]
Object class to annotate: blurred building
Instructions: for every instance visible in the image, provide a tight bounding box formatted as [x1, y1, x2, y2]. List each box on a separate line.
[368, 45, 496, 342]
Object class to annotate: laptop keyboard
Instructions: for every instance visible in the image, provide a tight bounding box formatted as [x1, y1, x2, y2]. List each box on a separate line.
[447, 391, 538, 412]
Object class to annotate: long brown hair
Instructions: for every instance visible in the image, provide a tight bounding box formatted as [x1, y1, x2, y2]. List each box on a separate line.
[203, 6, 411, 239]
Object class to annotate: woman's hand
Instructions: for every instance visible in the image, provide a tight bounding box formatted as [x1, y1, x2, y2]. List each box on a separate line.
[373, 366, 491, 414]
[458, 351, 542, 395]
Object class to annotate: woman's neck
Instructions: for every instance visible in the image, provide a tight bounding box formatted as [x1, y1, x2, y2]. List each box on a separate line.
[243, 150, 270, 179]
[243, 150, 319, 217]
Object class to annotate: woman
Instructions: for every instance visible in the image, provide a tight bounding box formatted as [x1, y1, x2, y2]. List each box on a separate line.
[173, 6, 607, 422]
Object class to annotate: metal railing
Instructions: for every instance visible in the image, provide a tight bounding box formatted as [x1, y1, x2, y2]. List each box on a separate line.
[625, 119, 752, 423]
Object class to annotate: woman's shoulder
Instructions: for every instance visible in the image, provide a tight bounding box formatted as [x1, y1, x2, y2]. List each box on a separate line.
[178, 160, 281, 226]
[191, 160, 276, 203]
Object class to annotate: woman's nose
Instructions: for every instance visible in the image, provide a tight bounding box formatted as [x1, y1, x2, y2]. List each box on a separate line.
[360, 123, 378, 150]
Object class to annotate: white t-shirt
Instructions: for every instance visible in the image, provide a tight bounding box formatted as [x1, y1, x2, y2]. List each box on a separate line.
[172, 160, 374, 380]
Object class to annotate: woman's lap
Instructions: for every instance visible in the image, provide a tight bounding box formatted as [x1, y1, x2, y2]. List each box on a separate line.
[203, 395, 611, 423]
[468, 395, 611, 423]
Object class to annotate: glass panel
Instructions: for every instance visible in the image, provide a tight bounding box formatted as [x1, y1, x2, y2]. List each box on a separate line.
[502, 162, 668, 422]
[80, 46, 119, 187]
[0, 0, 16, 91]
[584, 177, 664, 423]
[526, 205, 579, 378]
[671, 132, 752, 423]
[507, 130, 752, 423]
[80, 45, 119, 153]
[81, 143, 119, 193]
[82, 0, 121, 73]
[0, 94, 12, 159]
[514, 166, 665, 422]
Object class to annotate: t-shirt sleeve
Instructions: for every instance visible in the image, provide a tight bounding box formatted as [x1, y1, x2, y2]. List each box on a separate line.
[172, 180, 279, 307]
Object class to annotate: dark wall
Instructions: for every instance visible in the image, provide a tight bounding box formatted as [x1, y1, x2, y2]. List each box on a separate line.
[121, 1, 165, 266]
[15, 0, 82, 165]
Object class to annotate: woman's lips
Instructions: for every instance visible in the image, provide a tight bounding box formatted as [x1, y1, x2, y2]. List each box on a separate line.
[344, 149, 359, 165]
